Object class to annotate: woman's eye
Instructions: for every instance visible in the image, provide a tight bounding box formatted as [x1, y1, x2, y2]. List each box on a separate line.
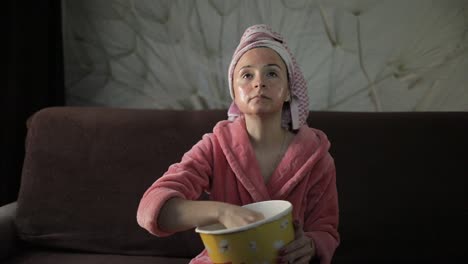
[267, 71, 278, 77]
[242, 73, 253, 79]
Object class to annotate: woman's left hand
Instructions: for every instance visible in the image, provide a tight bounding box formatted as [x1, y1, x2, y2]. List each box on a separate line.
[277, 220, 316, 264]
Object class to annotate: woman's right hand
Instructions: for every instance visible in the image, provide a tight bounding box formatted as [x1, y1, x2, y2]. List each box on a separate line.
[157, 199, 264, 233]
[217, 203, 265, 229]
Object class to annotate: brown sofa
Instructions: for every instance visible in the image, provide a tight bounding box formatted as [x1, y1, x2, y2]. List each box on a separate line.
[1, 107, 467, 263]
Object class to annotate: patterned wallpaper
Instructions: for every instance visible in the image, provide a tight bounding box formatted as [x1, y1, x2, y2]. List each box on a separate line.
[62, 0, 468, 111]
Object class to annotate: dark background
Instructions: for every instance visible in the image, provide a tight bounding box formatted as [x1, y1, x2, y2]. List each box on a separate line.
[3, 0, 64, 206]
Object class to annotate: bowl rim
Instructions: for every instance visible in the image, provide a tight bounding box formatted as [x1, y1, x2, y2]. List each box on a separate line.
[195, 200, 292, 235]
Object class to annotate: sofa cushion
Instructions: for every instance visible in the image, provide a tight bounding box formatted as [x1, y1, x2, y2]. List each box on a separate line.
[4, 249, 191, 264]
[15, 107, 225, 257]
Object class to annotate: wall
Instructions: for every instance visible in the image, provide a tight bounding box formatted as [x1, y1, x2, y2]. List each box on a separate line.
[62, 0, 468, 111]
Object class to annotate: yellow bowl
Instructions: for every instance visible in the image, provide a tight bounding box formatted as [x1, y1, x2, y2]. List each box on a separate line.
[195, 200, 294, 264]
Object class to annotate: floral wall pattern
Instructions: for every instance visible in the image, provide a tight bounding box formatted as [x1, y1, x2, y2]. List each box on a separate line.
[62, 0, 468, 111]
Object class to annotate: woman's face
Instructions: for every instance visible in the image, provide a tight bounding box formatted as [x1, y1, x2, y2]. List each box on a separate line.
[232, 47, 289, 117]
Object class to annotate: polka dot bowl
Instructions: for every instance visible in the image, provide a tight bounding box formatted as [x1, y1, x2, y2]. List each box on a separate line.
[195, 200, 294, 264]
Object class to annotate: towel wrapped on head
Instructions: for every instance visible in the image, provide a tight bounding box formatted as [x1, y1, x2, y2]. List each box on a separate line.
[227, 24, 309, 130]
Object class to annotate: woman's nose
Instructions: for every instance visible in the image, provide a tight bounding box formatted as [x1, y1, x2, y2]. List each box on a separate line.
[254, 76, 266, 88]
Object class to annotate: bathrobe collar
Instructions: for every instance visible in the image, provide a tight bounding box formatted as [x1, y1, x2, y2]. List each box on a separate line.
[213, 116, 330, 202]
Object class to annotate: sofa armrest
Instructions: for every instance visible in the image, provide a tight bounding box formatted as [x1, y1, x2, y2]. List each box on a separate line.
[0, 202, 19, 260]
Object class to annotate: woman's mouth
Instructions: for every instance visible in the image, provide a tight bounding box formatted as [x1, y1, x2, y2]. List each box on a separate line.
[249, 95, 270, 102]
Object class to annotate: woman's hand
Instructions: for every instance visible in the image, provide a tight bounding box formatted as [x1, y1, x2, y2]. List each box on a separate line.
[277, 220, 316, 264]
[217, 203, 264, 229]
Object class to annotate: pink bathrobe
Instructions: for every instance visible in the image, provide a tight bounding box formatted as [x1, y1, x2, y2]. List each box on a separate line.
[137, 117, 339, 263]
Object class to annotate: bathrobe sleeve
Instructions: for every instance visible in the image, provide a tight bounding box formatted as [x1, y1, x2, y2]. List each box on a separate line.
[304, 155, 340, 264]
[137, 134, 214, 237]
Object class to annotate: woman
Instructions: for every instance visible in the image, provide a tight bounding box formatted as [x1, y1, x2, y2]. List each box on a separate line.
[137, 24, 339, 264]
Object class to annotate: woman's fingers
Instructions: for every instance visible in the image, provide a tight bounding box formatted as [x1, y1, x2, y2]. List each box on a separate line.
[294, 254, 313, 264]
[280, 236, 311, 256]
[281, 220, 306, 254]
[277, 220, 315, 263]
[218, 204, 264, 229]
[281, 235, 307, 254]
[278, 243, 312, 263]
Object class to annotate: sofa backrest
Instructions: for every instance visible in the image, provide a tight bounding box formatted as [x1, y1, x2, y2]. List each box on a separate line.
[15, 107, 468, 261]
[310, 112, 468, 262]
[15, 107, 225, 257]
